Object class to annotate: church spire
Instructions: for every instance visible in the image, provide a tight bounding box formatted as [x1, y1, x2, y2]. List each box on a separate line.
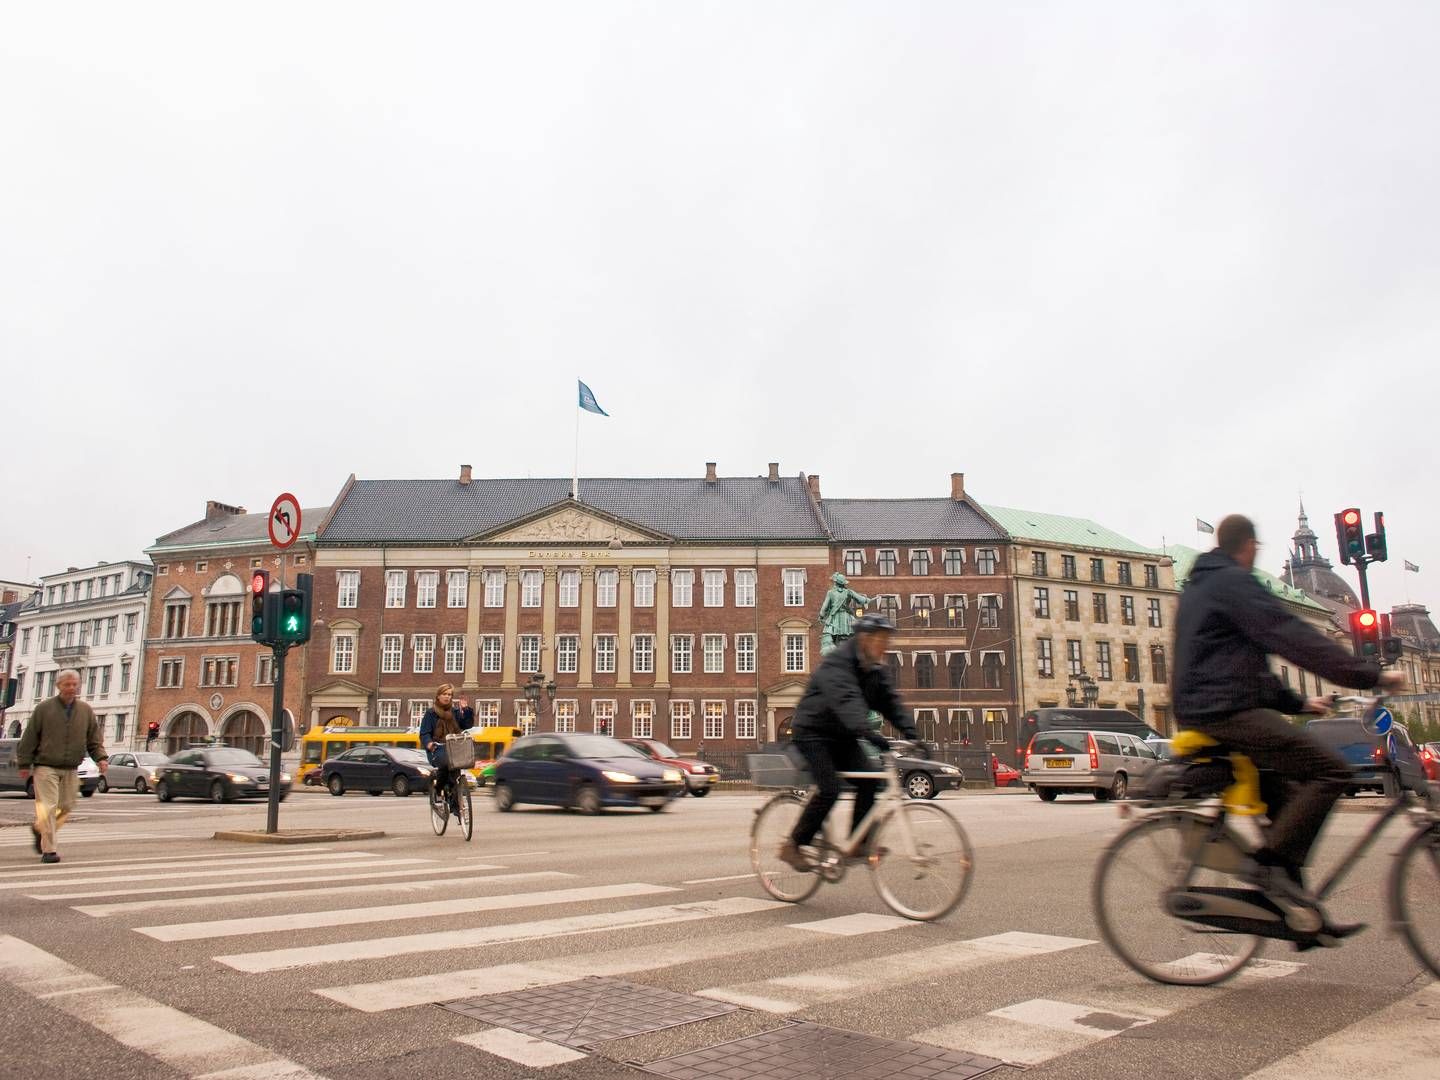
[1291, 499, 1327, 568]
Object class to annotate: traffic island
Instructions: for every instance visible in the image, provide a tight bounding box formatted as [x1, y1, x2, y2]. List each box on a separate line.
[212, 828, 385, 844]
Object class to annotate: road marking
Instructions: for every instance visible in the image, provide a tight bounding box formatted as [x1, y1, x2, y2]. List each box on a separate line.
[30, 862, 475, 901]
[0, 935, 327, 1079]
[0, 831, 204, 847]
[139, 882, 679, 941]
[455, 1028, 587, 1067]
[73, 871, 571, 917]
[0, 856, 415, 891]
[0, 851, 388, 885]
[5, 847, 336, 869]
[682, 873, 754, 884]
[222, 896, 787, 974]
[788, 913, 915, 936]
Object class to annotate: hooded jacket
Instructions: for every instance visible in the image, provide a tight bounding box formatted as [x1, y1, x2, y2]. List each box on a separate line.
[791, 636, 915, 742]
[1173, 549, 1381, 723]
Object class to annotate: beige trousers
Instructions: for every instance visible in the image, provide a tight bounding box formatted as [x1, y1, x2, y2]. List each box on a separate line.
[33, 765, 79, 855]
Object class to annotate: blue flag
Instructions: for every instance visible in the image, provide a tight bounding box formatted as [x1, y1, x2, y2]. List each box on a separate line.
[577, 380, 609, 416]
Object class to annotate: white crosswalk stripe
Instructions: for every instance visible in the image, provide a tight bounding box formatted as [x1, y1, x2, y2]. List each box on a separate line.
[0, 855, 415, 891]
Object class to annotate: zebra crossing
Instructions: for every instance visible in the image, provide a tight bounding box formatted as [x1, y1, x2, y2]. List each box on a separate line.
[1, 841, 1433, 1078]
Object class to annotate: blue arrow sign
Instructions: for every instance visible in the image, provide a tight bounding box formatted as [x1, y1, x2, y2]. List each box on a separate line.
[1371, 706, 1393, 734]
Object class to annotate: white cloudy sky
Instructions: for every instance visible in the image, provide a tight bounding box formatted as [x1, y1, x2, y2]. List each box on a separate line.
[3, 2, 1436, 611]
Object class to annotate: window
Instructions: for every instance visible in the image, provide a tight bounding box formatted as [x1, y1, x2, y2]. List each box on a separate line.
[447, 570, 468, 608]
[944, 595, 966, 628]
[415, 571, 438, 608]
[19, 628, 30, 655]
[124, 613, 137, 642]
[910, 549, 931, 575]
[554, 700, 577, 733]
[1097, 642, 1113, 680]
[672, 569, 694, 607]
[87, 668, 97, 696]
[120, 659, 132, 692]
[915, 653, 935, 689]
[201, 657, 239, 687]
[1148, 599, 1163, 628]
[783, 569, 805, 607]
[336, 571, 359, 608]
[558, 569, 579, 607]
[484, 571, 505, 607]
[671, 635, 693, 674]
[205, 600, 242, 637]
[516, 701, 536, 735]
[632, 634, 654, 674]
[950, 708, 975, 744]
[1037, 638, 1054, 678]
[1120, 596, 1135, 625]
[947, 653, 967, 689]
[477, 701, 500, 726]
[736, 633, 756, 674]
[703, 634, 725, 673]
[976, 549, 998, 575]
[1117, 562, 1133, 586]
[703, 570, 725, 607]
[784, 633, 807, 673]
[481, 635, 503, 673]
[1033, 587, 1050, 618]
[593, 700, 615, 735]
[376, 633, 403, 674]
[385, 570, 406, 608]
[1090, 558, 1105, 583]
[1063, 590, 1080, 620]
[632, 700, 654, 739]
[844, 550, 864, 576]
[1032, 551, 1048, 576]
[1061, 555, 1077, 579]
[1124, 643, 1140, 682]
[113, 714, 126, 742]
[411, 700, 430, 726]
[408, 634, 433, 674]
[979, 595, 1000, 629]
[163, 602, 188, 639]
[633, 569, 655, 607]
[735, 568, 756, 607]
[1151, 645, 1168, 684]
[981, 652, 1003, 689]
[444, 635, 466, 675]
[877, 594, 901, 623]
[877, 549, 898, 576]
[1092, 594, 1108, 623]
[256, 654, 274, 686]
[984, 709, 1007, 744]
[332, 634, 355, 674]
[702, 700, 725, 740]
[1144, 564, 1159, 589]
[594, 635, 616, 674]
[519, 635, 540, 674]
[557, 635, 579, 674]
[670, 701, 693, 740]
[910, 594, 934, 622]
[943, 548, 965, 574]
[521, 571, 542, 607]
[1067, 639, 1083, 677]
[736, 700, 757, 740]
[596, 569, 618, 607]
[377, 700, 401, 728]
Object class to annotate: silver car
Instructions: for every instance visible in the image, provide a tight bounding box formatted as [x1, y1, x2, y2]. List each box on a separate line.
[101, 751, 171, 794]
[1022, 728, 1159, 802]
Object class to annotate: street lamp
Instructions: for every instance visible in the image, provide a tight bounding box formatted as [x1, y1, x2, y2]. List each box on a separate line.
[1066, 672, 1099, 708]
[523, 673, 557, 727]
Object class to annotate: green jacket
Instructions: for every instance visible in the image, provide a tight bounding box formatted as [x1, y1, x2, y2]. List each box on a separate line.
[18, 696, 107, 770]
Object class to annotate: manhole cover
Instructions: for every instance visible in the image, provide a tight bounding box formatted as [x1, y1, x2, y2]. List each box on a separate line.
[441, 976, 739, 1049]
[636, 1021, 1005, 1079]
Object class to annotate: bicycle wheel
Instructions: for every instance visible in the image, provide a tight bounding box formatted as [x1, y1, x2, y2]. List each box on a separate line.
[457, 782, 474, 842]
[429, 780, 449, 836]
[1390, 821, 1440, 979]
[750, 793, 822, 903]
[868, 800, 973, 921]
[1093, 811, 1262, 985]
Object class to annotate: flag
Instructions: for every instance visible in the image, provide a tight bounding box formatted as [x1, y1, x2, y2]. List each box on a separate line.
[1196, 518, 1214, 534]
[1405, 560, 1421, 572]
[577, 380, 608, 416]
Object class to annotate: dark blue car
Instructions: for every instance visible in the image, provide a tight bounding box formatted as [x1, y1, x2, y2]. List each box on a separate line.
[492, 733, 684, 814]
[1304, 717, 1428, 797]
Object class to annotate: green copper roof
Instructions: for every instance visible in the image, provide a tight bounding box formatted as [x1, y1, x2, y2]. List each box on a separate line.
[1163, 544, 1328, 613]
[981, 504, 1154, 555]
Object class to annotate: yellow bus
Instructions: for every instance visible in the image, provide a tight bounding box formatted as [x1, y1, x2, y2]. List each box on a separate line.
[297, 724, 523, 786]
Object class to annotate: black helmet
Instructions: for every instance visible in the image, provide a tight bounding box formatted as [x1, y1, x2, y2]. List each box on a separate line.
[852, 613, 896, 634]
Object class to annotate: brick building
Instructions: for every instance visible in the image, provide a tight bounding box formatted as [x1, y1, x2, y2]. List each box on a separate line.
[138, 500, 324, 755]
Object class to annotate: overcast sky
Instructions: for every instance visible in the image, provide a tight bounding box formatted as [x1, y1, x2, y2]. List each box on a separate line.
[3, 2, 1436, 611]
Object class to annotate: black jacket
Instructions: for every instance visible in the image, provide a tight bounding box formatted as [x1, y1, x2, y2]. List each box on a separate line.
[1173, 549, 1381, 723]
[791, 637, 915, 742]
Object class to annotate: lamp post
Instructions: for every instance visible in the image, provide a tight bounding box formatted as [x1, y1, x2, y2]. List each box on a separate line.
[1066, 671, 1100, 708]
[523, 674, 557, 730]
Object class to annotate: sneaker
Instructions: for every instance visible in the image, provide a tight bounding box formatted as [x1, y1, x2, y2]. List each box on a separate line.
[41, 852, 60, 864]
[776, 839, 811, 872]
[31, 825, 41, 854]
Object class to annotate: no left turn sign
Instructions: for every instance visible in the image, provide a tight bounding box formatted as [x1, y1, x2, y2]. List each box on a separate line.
[268, 493, 302, 549]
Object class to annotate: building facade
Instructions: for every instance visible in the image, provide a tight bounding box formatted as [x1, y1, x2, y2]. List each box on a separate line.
[5, 562, 152, 744]
[138, 500, 322, 755]
[1389, 604, 1440, 734]
[987, 507, 1179, 736]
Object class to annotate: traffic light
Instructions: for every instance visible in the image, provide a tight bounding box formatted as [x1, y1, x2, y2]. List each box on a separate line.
[146, 720, 160, 744]
[1366, 511, 1388, 563]
[1335, 508, 1365, 566]
[277, 574, 313, 644]
[1379, 613, 1404, 663]
[250, 570, 274, 643]
[1350, 608, 1380, 659]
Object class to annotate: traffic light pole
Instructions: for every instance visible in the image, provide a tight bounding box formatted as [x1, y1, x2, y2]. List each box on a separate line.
[265, 643, 290, 834]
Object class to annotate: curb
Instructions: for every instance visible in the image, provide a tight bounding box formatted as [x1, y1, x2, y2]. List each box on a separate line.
[212, 828, 386, 844]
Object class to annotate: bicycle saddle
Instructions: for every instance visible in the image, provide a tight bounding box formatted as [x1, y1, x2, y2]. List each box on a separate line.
[1169, 730, 1267, 815]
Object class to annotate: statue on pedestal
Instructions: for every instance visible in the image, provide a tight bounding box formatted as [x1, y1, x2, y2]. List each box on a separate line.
[818, 571, 870, 653]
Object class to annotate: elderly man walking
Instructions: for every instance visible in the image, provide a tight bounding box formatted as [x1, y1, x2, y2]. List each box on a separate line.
[18, 670, 107, 864]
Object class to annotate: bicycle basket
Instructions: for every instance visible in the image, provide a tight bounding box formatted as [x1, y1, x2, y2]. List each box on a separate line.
[748, 747, 811, 789]
[444, 733, 477, 770]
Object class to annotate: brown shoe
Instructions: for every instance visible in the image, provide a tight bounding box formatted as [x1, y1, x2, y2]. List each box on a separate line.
[41, 853, 61, 864]
[776, 839, 811, 872]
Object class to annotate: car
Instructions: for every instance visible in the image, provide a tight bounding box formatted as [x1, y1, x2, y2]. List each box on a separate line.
[0, 739, 99, 797]
[154, 747, 293, 803]
[1304, 717, 1428, 798]
[321, 746, 435, 797]
[1016, 708, 1163, 766]
[1422, 742, 1440, 783]
[991, 755, 1022, 787]
[1021, 728, 1160, 802]
[492, 733, 684, 814]
[101, 751, 171, 794]
[622, 738, 722, 796]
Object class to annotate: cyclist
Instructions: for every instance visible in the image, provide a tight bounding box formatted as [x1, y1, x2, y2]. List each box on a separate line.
[778, 613, 925, 871]
[1173, 514, 1403, 928]
[419, 683, 475, 813]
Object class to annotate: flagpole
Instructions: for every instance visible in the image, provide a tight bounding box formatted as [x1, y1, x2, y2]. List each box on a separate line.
[572, 397, 580, 501]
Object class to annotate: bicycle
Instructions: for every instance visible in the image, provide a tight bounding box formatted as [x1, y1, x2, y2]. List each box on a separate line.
[1093, 695, 1440, 985]
[748, 742, 974, 921]
[428, 734, 475, 842]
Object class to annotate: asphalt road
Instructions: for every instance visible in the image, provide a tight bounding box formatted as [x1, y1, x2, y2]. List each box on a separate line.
[0, 785, 1434, 1080]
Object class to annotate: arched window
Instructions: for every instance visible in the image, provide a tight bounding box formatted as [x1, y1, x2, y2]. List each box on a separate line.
[222, 710, 266, 756]
[165, 711, 209, 754]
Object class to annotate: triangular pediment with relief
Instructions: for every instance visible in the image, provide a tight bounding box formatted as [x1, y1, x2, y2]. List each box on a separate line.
[471, 502, 669, 545]
[309, 678, 372, 699]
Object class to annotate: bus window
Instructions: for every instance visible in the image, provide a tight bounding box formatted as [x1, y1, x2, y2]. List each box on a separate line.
[302, 743, 323, 764]
[473, 742, 493, 759]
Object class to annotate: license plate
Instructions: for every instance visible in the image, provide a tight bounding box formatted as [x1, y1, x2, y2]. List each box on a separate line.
[639, 796, 666, 806]
[1045, 758, 1073, 768]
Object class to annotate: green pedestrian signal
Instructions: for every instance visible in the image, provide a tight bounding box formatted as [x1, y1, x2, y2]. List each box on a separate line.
[276, 574, 313, 644]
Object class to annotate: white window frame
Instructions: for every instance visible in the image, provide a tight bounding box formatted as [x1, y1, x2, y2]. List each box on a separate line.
[702, 569, 726, 607]
[516, 700, 537, 735]
[736, 700, 757, 740]
[556, 634, 579, 674]
[415, 570, 439, 608]
[671, 634, 693, 674]
[592, 699, 615, 735]
[521, 570, 542, 608]
[632, 700, 654, 739]
[377, 699, 401, 728]
[337, 571, 359, 608]
[380, 634, 403, 674]
[385, 570, 406, 608]
[558, 569, 579, 608]
[332, 633, 356, 675]
[670, 700, 693, 741]
[519, 634, 541, 674]
[984, 708, 1008, 744]
[783, 568, 806, 607]
[784, 632, 807, 673]
[672, 569, 694, 607]
[412, 634, 436, 674]
[702, 700, 725, 740]
[843, 549, 865, 576]
[554, 700, 577, 734]
[735, 633, 756, 674]
[476, 700, 501, 726]
[443, 634, 466, 675]
[410, 700, 429, 726]
[976, 548, 999, 575]
[447, 570, 468, 608]
[633, 568, 656, 607]
[877, 548, 899, 576]
[596, 568, 618, 608]
[481, 634, 503, 673]
[702, 633, 725, 674]
[594, 634, 616, 674]
[484, 571, 505, 607]
[632, 634, 654, 674]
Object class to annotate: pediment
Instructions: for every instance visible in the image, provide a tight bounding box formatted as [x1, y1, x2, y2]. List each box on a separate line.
[471, 501, 668, 545]
[162, 585, 192, 601]
[309, 678, 371, 699]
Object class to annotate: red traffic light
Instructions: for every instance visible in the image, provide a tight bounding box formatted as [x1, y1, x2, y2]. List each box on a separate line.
[1357, 610, 1377, 629]
[1343, 510, 1361, 526]
[251, 572, 268, 595]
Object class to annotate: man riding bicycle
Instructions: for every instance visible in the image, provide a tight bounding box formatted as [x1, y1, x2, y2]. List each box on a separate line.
[419, 683, 475, 813]
[1173, 515, 1403, 928]
[778, 613, 925, 871]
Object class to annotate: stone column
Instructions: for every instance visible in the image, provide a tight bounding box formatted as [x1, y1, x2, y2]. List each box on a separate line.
[501, 566, 520, 688]
[655, 566, 671, 689]
[578, 566, 596, 688]
[616, 566, 633, 689]
[463, 567, 483, 690]
[542, 567, 558, 652]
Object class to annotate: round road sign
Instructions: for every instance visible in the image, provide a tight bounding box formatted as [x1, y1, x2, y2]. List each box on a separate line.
[268, 493, 302, 550]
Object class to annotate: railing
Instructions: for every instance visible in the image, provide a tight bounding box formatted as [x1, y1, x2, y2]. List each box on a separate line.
[53, 645, 88, 663]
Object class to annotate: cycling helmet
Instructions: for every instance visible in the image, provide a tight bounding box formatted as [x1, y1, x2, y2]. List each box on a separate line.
[852, 613, 896, 634]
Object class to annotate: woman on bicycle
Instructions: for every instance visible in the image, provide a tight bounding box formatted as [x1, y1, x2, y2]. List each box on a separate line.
[419, 684, 474, 812]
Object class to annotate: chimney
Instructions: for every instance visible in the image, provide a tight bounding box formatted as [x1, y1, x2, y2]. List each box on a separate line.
[767, 462, 780, 482]
[950, 472, 965, 501]
[705, 462, 717, 483]
[459, 464, 472, 486]
[205, 500, 245, 521]
[807, 474, 821, 499]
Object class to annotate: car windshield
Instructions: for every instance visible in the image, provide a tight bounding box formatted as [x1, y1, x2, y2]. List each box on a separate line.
[647, 741, 679, 758]
[1031, 732, 1089, 755]
[565, 735, 645, 759]
[390, 748, 429, 764]
[208, 749, 263, 766]
[136, 753, 169, 765]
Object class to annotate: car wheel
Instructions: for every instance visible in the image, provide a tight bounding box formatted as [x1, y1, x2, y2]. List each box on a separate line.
[1110, 772, 1128, 801]
[1037, 788, 1058, 802]
[327, 774, 345, 796]
[905, 771, 935, 800]
[691, 786, 710, 798]
[1093, 784, 1112, 802]
[81, 788, 95, 798]
[156, 779, 173, 802]
[134, 777, 148, 794]
[493, 781, 515, 812]
[97, 776, 108, 794]
[575, 784, 604, 816]
[210, 779, 229, 804]
[392, 775, 411, 797]
[648, 802, 667, 812]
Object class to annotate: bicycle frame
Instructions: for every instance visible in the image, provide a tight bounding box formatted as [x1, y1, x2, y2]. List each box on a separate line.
[820, 753, 920, 858]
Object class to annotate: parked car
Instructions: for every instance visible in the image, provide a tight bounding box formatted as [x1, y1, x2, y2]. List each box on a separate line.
[492, 733, 684, 814]
[101, 751, 171, 794]
[155, 747, 292, 803]
[1422, 742, 1440, 783]
[992, 756, 1022, 788]
[0, 740, 98, 797]
[322, 746, 435, 797]
[1016, 708, 1163, 767]
[1022, 729, 1160, 802]
[1303, 717, 1428, 798]
[622, 738, 721, 796]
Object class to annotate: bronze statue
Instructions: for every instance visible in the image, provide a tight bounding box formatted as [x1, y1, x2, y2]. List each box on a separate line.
[818, 571, 870, 653]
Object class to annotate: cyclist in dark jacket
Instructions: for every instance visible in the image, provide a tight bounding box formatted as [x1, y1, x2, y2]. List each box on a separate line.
[1174, 515, 1401, 921]
[779, 614, 921, 870]
[419, 683, 475, 811]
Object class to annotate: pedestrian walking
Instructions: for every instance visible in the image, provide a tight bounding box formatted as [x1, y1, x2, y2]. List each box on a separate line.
[17, 669, 107, 864]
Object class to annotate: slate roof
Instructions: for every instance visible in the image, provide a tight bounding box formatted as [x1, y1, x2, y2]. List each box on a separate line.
[982, 505, 1152, 554]
[319, 478, 828, 545]
[819, 499, 1004, 544]
[1164, 544, 1328, 613]
[150, 509, 327, 553]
